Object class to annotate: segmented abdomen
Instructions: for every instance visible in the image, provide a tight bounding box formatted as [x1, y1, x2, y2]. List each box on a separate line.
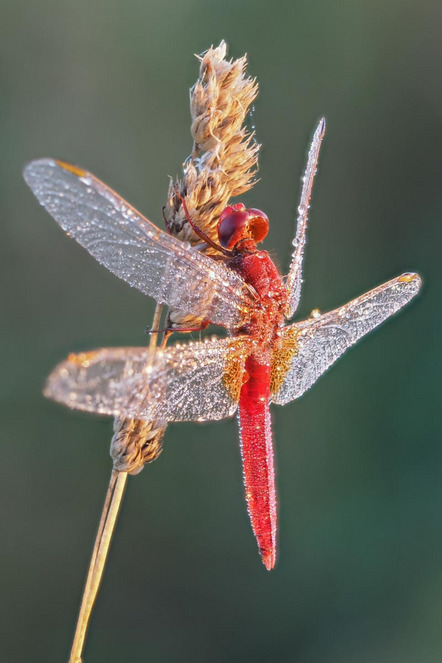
[238, 354, 277, 570]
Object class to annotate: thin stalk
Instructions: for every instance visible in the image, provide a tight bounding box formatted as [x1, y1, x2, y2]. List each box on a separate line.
[68, 303, 164, 663]
[69, 470, 127, 663]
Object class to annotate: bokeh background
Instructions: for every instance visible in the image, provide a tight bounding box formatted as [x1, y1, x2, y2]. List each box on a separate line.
[1, 1, 441, 661]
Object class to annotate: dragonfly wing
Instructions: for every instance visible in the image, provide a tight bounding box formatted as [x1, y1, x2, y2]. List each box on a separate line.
[44, 337, 252, 423]
[272, 272, 422, 405]
[23, 159, 254, 329]
[284, 118, 326, 319]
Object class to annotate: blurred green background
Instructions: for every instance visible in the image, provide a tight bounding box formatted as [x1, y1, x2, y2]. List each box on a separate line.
[1, 1, 441, 661]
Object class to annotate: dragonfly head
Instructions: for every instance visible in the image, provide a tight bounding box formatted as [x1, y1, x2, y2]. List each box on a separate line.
[217, 204, 269, 250]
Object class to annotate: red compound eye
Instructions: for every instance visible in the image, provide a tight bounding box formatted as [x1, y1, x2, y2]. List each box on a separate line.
[246, 208, 269, 244]
[217, 205, 269, 249]
[218, 210, 250, 249]
[219, 203, 246, 222]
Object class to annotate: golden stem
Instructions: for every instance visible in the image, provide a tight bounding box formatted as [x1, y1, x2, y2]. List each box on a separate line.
[68, 470, 127, 663]
[68, 303, 164, 663]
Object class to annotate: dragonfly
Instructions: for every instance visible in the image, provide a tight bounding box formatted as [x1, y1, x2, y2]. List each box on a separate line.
[23, 119, 421, 570]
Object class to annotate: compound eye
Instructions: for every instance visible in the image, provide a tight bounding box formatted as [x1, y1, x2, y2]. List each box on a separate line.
[218, 210, 249, 249]
[247, 208, 269, 243]
[219, 203, 246, 224]
[217, 206, 269, 249]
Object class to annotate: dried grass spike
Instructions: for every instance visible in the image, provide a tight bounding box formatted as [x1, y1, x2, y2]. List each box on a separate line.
[165, 40, 260, 249]
[110, 417, 165, 475]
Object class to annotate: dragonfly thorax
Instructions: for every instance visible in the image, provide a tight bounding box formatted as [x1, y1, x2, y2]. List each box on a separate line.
[218, 203, 269, 251]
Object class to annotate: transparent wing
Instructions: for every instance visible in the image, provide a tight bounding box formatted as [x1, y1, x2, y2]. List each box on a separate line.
[284, 118, 326, 319]
[272, 273, 422, 405]
[23, 159, 255, 329]
[44, 336, 253, 423]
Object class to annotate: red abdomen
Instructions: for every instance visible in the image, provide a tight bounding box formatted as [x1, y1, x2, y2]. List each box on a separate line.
[229, 248, 285, 569]
[238, 354, 277, 570]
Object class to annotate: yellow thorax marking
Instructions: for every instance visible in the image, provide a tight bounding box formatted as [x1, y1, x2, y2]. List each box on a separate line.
[222, 339, 250, 403]
[270, 327, 299, 395]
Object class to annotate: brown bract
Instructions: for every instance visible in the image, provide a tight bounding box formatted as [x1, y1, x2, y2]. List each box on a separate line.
[164, 40, 260, 250]
[110, 417, 165, 475]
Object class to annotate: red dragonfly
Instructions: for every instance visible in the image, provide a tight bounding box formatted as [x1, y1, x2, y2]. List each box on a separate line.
[24, 120, 421, 569]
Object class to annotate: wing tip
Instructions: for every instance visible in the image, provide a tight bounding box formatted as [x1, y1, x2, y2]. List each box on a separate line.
[397, 271, 423, 298]
[42, 372, 59, 402]
[23, 158, 87, 186]
[23, 158, 68, 192]
[317, 116, 326, 137]
[23, 157, 52, 179]
[54, 159, 87, 177]
[42, 352, 88, 403]
[398, 271, 421, 284]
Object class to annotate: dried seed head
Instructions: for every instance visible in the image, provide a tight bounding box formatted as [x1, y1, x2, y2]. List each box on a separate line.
[110, 417, 165, 475]
[165, 40, 260, 249]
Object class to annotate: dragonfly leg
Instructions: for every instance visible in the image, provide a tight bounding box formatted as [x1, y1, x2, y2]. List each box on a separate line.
[162, 205, 173, 235]
[145, 320, 210, 335]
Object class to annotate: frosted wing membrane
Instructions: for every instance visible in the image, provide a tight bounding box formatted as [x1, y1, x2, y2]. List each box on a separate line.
[273, 273, 422, 405]
[284, 118, 326, 319]
[45, 337, 252, 423]
[23, 159, 254, 329]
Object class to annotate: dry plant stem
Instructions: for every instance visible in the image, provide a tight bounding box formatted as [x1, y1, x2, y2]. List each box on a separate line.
[69, 470, 128, 663]
[68, 304, 164, 663]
